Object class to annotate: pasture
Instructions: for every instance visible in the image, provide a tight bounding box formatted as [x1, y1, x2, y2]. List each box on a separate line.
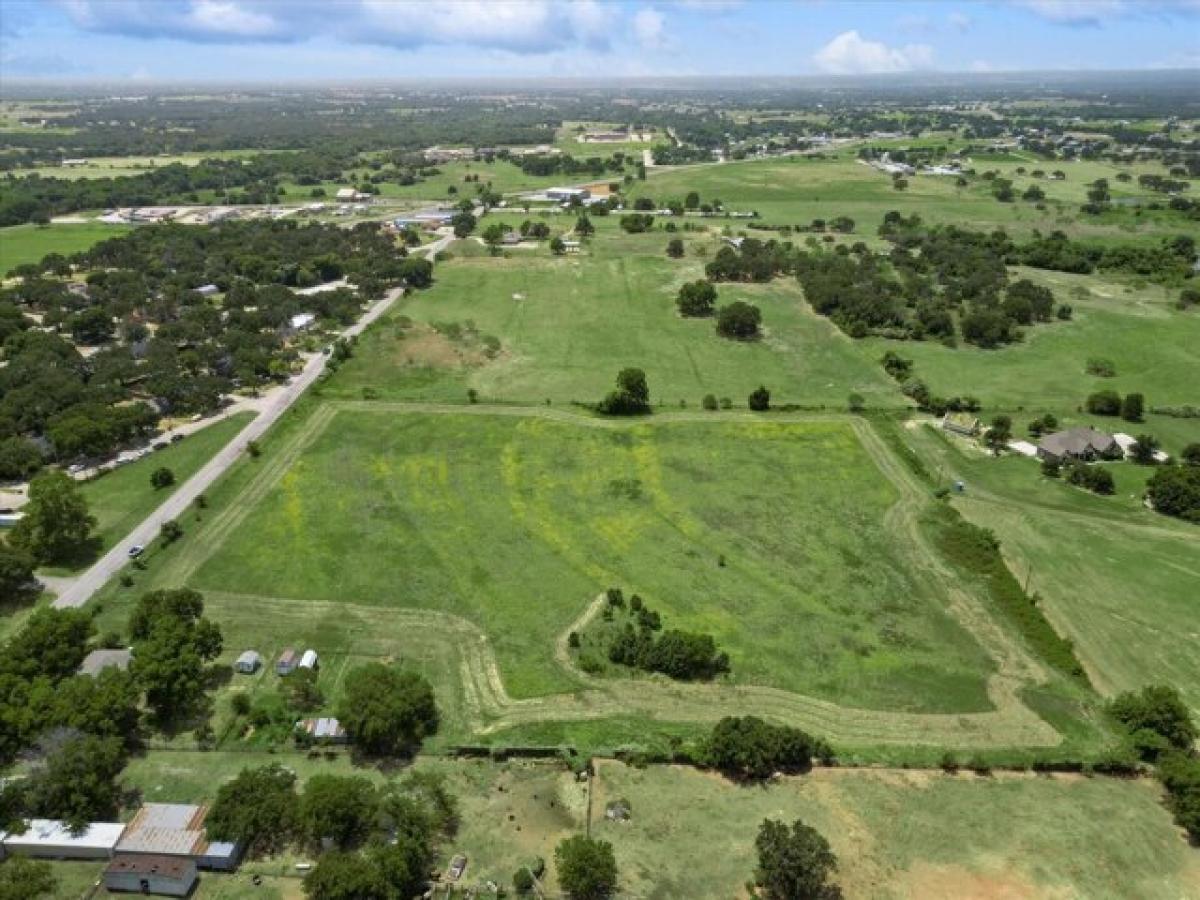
[329, 223, 901, 408]
[39, 756, 1199, 899]
[903, 422, 1200, 715]
[0, 221, 130, 274]
[636, 152, 1198, 240]
[592, 761, 1200, 900]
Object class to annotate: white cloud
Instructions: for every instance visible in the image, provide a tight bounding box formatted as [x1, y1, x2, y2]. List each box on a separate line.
[1011, 1, 1200, 25]
[53, 0, 618, 52]
[813, 30, 934, 74]
[633, 7, 667, 49]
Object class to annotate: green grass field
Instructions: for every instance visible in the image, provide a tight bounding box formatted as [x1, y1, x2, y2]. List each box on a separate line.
[164, 410, 994, 711]
[636, 152, 1198, 241]
[592, 761, 1200, 900]
[330, 222, 901, 408]
[0, 222, 131, 274]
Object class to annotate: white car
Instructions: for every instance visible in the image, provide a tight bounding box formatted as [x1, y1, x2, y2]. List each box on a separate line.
[128, 545, 145, 558]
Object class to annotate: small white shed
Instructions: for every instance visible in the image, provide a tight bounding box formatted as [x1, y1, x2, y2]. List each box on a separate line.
[234, 650, 261, 674]
[299, 649, 319, 670]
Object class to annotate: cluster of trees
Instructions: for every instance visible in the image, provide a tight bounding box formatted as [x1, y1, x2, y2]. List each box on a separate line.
[335, 663, 439, 756]
[1064, 462, 1116, 495]
[716, 301, 762, 340]
[514, 152, 627, 178]
[619, 213, 655, 234]
[705, 238, 794, 283]
[204, 763, 458, 900]
[703, 716, 832, 780]
[1013, 231, 1197, 280]
[596, 368, 651, 416]
[601, 590, 730, 681]
[1, 220, 429, 469]
[1146, 464, 1200, 522]
[555, 835, 619, 900]
[1085, 390, 1144, 421]
[878, 351, 981, 418]
[676, 280, 716, 317]
[1107, 685, 1199, 840]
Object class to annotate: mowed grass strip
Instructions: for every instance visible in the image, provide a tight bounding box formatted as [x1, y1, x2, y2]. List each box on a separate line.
[185, 409, 994, 713]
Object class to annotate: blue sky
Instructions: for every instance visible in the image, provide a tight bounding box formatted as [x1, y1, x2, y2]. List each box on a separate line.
[1, 1, 1198, 82]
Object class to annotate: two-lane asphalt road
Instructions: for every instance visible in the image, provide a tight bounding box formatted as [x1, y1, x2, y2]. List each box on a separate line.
[51, 285, 405, 609]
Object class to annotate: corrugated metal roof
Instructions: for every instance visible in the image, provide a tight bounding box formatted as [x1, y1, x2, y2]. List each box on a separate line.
[2, 819, 126, 851]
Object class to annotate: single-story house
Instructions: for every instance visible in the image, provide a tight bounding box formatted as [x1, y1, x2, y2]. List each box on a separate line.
[1037, 427, 1121, 464]
[276, 648, 298, 676]
[116, 803, 240, 872]
[234, 650, 261, 674]
[1, 819, 127, 860]
[290, 312, 316, 331]
[941, 412, 981, 437]
[299, 649, 319, 671]
[296, 717, 348, 744]
[561, 240, 581, 254]
[79, 648, 133, 678]
[104, 854, 197, 897]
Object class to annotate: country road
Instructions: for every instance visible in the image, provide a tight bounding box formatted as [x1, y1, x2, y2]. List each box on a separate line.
[50, 285, 406, 609]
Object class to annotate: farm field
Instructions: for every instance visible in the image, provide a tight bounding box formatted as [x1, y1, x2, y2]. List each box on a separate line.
[86, 398, 1112, 759]
[329, 223, 902, 407]
[41, 413, 255, 575]
[124, 408, 994, 711]
[902, 422, 1200, 714]
[0, 221, 131, 274]
[7, 150, 267, 180]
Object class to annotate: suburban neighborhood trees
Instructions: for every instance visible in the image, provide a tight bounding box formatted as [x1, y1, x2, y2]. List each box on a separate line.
[0, 857, 57, 900]
[555, 835, 618, 900]
[0, 543, 37, 605]
[336, 664, 439, 756]
[128, 588, 224, 722]
[206, 764, 300, 857]
[301, 774, 379, 850]
[8, 469, 95, 564]
[1146, 465, 1200, 522]
[755, 818, 843, 900]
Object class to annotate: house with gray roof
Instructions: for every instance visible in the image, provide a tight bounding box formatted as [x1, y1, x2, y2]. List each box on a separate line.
[1036, 427, 1121, 464]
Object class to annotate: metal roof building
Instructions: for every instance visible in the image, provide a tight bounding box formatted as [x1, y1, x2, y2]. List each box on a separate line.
[1, 819, 127, 860]
[104, 854, 198, 897]
[116, 804, 241, 872]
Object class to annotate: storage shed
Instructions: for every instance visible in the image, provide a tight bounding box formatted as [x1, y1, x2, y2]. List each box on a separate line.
[299, 649, 319, 670]
[1, 819, 126, 860]
[234, 650, 261, 674]
[104, 854, 197, 897]
[276, 649, 297, 675]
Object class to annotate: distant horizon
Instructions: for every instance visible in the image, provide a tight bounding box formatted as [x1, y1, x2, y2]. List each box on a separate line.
[3, 1, 1199, 84]
[4, 67, 1198, 93]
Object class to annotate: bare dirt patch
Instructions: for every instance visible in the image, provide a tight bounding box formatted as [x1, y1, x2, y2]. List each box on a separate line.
[390, 321, 504, 370]
[894, 862, 1060, 900]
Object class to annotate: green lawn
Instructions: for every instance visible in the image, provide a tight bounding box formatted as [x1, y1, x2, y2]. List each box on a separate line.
[0, 222, 131, 274]
[329, 222, 901, 408]
[42, 413, 254, 575]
